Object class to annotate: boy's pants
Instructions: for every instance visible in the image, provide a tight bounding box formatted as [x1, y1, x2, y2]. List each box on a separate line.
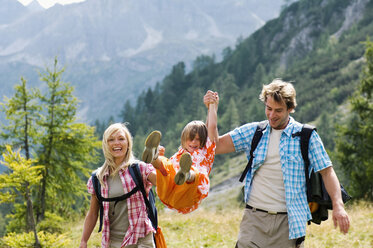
[155, 157, 202, 213]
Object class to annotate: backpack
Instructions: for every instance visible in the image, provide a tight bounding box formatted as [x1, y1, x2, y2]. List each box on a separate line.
[239, 121, 351, 225]
[91, 163, 167, 247]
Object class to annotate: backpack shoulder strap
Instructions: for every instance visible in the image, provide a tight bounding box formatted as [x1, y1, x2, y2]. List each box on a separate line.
[129, 163, 158, 229]
[91, 171, 101, 200]
[300, 124, 316, 169]
[239, 121, 268, 182]
[91, 171, 105, 232]
[300, 124, 316, 202]
[92, 170, 140, 233]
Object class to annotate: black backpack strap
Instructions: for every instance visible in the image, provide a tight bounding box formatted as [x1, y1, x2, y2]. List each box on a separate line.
[298, 125, 351, 205]
[92, 171, 139, 232]
[129, 163, 158, 230]
[300, 124, 316, 202]
[239, 121, 268, 182]
[292, 124, 316, 202]
[91, 172, 105, 232]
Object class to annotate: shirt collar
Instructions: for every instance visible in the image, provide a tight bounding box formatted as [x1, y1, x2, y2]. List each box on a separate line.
[264, 116, 295, 137]
[101, 161, 129, 178]
[282, 116, 295, 137]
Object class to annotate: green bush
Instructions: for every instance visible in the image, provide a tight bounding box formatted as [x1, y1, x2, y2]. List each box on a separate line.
[37, 212, 64, 234]
[0, 231, 70, 248]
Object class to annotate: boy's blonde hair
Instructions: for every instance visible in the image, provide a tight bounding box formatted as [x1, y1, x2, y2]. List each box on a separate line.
[97, 123, 134, 186]
[181, 121, 208, 149]
[259, 78, 297, 112]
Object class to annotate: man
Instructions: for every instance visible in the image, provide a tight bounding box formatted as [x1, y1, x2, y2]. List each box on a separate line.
[204, 79, 349, 248]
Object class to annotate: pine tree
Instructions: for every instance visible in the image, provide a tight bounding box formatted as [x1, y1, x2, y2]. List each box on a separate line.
[336, 41, 373, 200]
[36, 58, 100, 221]
[0, 77, 41, 158]
[0, 77, 41, 234]
[220, 98, 240, 133]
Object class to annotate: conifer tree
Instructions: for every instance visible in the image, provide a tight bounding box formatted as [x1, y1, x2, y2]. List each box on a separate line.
[220, 98, 240, 133]
[0, 77, 40, 158]
[0, 77, 41, 234]
[36, 58, 100, 221]
[336, 41, 373, 200]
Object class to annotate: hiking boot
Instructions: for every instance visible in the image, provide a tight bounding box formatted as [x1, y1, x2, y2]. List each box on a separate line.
[174, 152, 193, 185]
[142, 131, 162, 163]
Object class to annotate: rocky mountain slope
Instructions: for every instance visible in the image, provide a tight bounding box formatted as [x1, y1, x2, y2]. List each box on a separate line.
[0, 0, 289, 122]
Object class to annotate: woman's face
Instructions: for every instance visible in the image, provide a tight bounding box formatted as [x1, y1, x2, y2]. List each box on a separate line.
[107, 129, 128, 165]
[185, 133, 201, 154]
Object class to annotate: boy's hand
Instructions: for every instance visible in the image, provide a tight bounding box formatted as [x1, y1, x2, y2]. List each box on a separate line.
[158, 145, 165, 156]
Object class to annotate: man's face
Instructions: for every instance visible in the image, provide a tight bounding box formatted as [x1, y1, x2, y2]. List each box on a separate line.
[265, 96, 293, 130]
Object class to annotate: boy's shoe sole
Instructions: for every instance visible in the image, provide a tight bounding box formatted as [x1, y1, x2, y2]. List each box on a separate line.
[174, 152, 193, 185]
[142, 131, 161, 163]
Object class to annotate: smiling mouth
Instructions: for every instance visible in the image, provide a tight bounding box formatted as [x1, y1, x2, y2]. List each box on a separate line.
[188, 146, 198, 151]
[113, 147, 122, 151]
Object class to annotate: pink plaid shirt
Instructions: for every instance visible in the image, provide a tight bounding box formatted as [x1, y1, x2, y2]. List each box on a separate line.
[87, 161, 155, 248]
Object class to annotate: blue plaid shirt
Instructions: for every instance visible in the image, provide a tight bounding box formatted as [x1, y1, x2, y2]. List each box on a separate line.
[229, 117, 332, 239]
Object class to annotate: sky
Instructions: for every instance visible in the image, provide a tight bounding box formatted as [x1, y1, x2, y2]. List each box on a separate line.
[18, 0, 85, 9]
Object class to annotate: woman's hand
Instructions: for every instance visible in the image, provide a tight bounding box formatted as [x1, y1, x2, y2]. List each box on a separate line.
[79, 241, 88, 248]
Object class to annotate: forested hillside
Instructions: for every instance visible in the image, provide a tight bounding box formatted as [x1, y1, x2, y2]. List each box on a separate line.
[116, 0, 372, 162]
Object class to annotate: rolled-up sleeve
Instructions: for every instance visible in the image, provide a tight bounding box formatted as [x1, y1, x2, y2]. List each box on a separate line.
[87, 176, 94, 194]
[309, 131, 333, 172]
[229, 123, 257, 152]
[139, 162, 156, 191]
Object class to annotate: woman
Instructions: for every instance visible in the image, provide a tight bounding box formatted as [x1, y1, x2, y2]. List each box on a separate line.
[80, 123, 157, 248]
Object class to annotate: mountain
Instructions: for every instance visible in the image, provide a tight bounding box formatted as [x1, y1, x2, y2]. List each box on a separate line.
[120, 0, 372, 158]
[0, 0, 291, 122]
[25, 0, 44, 12]
[117, 0, 373, 204]
[0, 0, 29, 25]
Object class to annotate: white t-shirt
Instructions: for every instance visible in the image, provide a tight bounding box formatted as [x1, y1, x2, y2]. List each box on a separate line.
[247, 128, 287, 212]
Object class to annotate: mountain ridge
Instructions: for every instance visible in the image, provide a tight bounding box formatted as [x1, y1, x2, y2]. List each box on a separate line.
[0, 0, 290, 122]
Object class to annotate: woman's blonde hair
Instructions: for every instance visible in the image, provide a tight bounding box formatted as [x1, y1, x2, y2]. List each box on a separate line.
[97, 123, 134, 186]
[259, 78, 297, 112]
[181, 120, 208, 149]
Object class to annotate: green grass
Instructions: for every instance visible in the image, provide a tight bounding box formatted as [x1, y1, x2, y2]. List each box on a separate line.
[66, 201, 373, 248]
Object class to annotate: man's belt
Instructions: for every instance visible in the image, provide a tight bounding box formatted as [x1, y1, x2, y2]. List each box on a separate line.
[246, 204, 287, 215]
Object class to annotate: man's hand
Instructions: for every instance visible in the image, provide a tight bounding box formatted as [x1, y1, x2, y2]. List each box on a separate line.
[204, 90, 219, 108]
[332, 204, 350, 234]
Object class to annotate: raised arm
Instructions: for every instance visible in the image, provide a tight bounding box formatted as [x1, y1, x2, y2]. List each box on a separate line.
[204, 90, 235, 154]
[215, 133, 236, 154]
[206, 94, 219, 144]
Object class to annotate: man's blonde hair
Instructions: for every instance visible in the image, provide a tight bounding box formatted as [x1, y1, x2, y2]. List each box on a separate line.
[181, 121, 208, 149]
[259, 78, 297, 112]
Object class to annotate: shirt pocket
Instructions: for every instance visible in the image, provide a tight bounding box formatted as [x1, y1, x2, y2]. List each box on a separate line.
[285, 154, 305, 179]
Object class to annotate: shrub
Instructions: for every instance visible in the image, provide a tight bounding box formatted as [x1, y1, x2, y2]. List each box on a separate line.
[37, 212, 64, 234]
[0, 231, 70, 248]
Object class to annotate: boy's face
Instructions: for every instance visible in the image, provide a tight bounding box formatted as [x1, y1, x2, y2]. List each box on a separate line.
[185, 133, 201, 153]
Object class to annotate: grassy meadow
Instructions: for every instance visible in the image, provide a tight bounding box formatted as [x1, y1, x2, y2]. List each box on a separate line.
[68, 201, 373, 248]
